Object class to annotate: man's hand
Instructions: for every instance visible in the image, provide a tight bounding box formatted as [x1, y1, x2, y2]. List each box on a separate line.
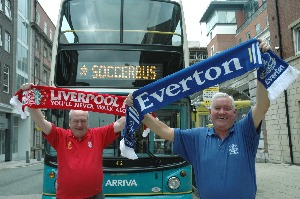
[125, 93, 134, 106]
[258, 38, 271, 53]
[21, 83, 52, 135]
[21, 83, 34, 91]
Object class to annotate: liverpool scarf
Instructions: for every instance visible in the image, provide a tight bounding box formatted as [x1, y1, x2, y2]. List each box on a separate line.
[10, 86, 127, 119]
[121, 38, 300, 159]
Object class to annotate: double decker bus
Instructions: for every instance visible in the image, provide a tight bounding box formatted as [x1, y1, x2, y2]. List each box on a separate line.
[42, 0, 192, 198]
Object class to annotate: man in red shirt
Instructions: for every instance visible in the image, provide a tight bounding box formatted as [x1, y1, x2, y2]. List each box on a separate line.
[21, 83, 126, 199]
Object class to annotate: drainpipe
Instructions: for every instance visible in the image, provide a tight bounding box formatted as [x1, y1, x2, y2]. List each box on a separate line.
[275, 0, 294, 164]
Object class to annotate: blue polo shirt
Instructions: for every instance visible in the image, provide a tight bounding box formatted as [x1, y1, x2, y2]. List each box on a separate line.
[174, 111, 261, 199]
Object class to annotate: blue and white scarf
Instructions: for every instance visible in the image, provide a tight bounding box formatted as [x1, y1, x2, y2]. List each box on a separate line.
[120, 38, 300, 159]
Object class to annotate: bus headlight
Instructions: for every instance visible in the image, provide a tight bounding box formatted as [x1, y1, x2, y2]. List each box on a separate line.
[168, 177, 180, 190]
[49, 171, 56, 178]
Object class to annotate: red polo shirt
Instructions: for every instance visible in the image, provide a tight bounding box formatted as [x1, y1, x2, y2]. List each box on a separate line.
[44, 123, 118, 199]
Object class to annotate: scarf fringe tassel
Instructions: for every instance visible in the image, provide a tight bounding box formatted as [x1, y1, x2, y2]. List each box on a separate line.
[267, 65, 300, 101]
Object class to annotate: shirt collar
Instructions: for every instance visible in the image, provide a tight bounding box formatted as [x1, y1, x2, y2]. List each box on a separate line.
[207, 125, 235, 137]
[69, 129, 91, 142]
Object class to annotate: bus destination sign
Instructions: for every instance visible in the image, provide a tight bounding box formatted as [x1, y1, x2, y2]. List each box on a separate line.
[78, 65, 161, 80]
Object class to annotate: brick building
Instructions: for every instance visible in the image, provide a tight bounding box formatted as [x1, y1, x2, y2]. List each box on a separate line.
[265, 0, 300, 164]
[29, 0, 55, 159]
[0, 0, 16, 161]
[0, 0, 55, 162]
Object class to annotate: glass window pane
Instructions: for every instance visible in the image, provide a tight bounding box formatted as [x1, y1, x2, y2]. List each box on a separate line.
[297, 28, 300, 53]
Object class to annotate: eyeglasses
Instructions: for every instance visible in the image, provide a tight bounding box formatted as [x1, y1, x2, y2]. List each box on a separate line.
[71, 120, 88, 124]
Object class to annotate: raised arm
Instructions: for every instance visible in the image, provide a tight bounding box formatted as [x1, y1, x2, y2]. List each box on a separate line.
[252, 80, 270, 129]
[142, 113, 175, 142]
[125, 94, 175, 142]
[21, 83, 52, 135]
[252, 39, 271, 129]
[113, 116, 126, 133]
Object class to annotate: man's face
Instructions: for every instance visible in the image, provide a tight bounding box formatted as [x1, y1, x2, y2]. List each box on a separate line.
[69, 110, 89, 139]
[210, 97, 237, 133]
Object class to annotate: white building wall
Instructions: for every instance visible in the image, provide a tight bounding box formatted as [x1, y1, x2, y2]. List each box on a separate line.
[210, 25, 237, 38]
[17, 117, 32, 159]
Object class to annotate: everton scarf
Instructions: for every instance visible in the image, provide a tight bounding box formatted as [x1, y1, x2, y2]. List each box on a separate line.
[10, 86, 127, 119]
[121, 38, 300, 159]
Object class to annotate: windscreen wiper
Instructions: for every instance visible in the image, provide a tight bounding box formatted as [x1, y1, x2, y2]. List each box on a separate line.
[134, 138, 161, 167]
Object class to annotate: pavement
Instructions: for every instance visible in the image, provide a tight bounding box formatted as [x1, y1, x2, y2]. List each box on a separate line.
[0, 160, 299, 199]
[256, 163, 300, 199]
[0, 158, 44, 170]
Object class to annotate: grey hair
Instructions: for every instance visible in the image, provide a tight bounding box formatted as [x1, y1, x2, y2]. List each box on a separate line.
[209, 92, 235, 110]
[69, 109, 89, 121]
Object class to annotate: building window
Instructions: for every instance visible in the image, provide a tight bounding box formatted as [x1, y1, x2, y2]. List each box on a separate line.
[244, 0, 259, 19]
[3, 65, 9, 93]
[44, 46, 48, 58]
[246, 31, 251, 40]
[43, 70, 48, 84]
[17, 43, 29, 72]
[0, 26, 2, 46]
[36, 12, 40, 25]
[16, 74, 28, 92]
[34, 61, 40, 79]
[18, 16, 29, 44]
[44, 22, 48, 35]
[5, 0, 11, 19]
[206, 11, 236, 33]
[50, 29, 53, 41]
[239, 38, 242, 44]
[49, 52, 52, 62]
[294, 26, 300, 55]
[4, 31, 10, 53]
[35, 36, 39, 50]
[211, 46, 214, 57]
[18, 0, 29, 18]
[255, 23, 261, 35]
[266, 15, 269, 27]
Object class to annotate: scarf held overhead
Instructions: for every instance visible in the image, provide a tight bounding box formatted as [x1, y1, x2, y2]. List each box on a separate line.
[10, 86, 127, 119]
[121, 38, 300, 159]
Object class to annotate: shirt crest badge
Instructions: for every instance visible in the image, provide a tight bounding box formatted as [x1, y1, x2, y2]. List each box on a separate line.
[229, 144, 239, 155]
[67, 141, 72, 149]
[88, 140, 92, 148]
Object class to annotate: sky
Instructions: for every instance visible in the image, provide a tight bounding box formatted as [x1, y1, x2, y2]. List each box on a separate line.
[38, 0, 212, 46]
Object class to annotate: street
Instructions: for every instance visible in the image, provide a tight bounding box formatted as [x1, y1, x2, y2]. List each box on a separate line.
[0, 162, 299, 198]
[0, 162, 43, 197]
[0, 161, 199, 198]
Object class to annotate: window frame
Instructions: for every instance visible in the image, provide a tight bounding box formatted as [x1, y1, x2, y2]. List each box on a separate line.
[246, 31, 251, 40]
[36, 12, 40, 25]
[5, 0, 12, 19]
[3, 65, 9, 93]
[294, 25, 300, 55]
[44, 22, 48, 35]
[255, 23, 261, 35]
[0, 26, 2, 46]
[4, 31, 11, 53]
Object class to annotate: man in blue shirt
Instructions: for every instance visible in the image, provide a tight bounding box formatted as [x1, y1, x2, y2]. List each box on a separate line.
[125, 41, 271, 199]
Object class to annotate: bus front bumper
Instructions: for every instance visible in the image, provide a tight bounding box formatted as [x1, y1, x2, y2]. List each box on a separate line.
[105, 194, 193, 199]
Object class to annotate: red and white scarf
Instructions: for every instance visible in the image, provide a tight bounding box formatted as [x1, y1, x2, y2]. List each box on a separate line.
[10, 85, 127, 119]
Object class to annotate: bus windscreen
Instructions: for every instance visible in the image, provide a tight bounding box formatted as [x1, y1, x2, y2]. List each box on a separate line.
[60, 0, 182, 45]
